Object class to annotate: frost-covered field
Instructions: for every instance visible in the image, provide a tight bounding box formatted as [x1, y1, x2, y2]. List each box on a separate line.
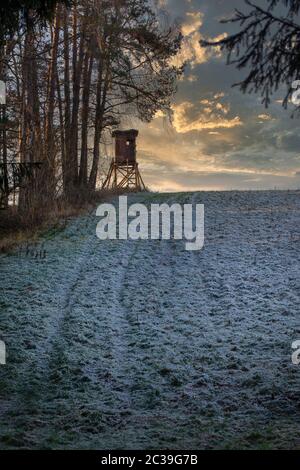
[0, 191, 299, 450]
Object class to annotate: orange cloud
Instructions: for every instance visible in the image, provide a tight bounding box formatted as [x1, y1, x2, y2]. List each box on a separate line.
[172, 101, 243, 133]
[172, 12, 227, 69]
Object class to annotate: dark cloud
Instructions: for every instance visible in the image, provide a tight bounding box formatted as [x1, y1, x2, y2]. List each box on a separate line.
[276, 132, 300, 152]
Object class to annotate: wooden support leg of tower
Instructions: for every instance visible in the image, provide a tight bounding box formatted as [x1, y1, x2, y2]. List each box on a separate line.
[113, 163, 117, 188]
[102, 161, 146, 192]
[117, 166, 136, 189]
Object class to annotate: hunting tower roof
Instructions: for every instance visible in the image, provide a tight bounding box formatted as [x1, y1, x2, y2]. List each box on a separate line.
[112, 129, 139, 138]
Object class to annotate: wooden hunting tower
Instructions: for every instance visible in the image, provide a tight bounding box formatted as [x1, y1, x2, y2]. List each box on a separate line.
[102, 129, 146, 191]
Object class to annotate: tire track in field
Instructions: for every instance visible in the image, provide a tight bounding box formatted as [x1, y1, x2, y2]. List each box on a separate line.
[102, 193, 199, 448]
[37, 193, 173, 448]
[23, 195, 151, 448]
[2, 192, 299, 449]
[0, 211, 102, 448]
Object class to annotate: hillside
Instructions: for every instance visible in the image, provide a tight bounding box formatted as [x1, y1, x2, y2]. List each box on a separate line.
[0, 191, 299, 449]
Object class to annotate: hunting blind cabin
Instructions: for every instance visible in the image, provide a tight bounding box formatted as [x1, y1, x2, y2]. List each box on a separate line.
[102, 130, 146, 192]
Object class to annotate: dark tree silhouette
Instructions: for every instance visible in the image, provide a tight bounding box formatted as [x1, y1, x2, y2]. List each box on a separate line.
[0, 1, 71, 43]
[201, 0, 300, 110]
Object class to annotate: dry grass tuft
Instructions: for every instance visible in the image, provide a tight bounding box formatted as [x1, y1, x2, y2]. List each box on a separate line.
[0, 187, 149, 253]
[0, 193, 98, 253]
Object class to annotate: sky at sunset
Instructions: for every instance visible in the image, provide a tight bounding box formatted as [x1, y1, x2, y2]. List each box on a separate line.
[133, 0, 300, 192]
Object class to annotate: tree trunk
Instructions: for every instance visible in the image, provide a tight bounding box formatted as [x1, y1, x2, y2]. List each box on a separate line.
[18, 23, 42, 212]
[79, 50, 93, 187]
[63, 5, 71, 193]
[56, 71, 66, 193]
[65, 6, 86, 198]
[89, 56, 110, 191]
[44, 5, 61, 203]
